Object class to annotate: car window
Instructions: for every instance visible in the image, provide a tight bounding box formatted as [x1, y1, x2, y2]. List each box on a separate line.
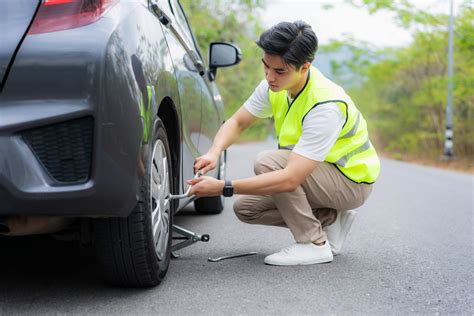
[168, 0, 194, 47]
[169, 0, 206, 64]
[154, 0, 173, 17]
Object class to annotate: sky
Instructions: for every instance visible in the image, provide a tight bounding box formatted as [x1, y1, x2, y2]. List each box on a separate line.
[261, 0, 458, 48]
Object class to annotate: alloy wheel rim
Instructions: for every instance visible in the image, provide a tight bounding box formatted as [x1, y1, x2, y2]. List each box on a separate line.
[150, 139, 171, 261]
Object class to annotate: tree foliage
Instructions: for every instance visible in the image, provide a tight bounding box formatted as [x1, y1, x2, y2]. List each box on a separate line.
[329, 1, 473, 158]
[346, 0, 450, 28]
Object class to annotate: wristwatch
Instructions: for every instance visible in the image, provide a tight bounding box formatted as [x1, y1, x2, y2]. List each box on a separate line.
[222, 180, 234, 197]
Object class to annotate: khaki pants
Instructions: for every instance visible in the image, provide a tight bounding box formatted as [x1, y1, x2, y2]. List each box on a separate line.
[233, 150, 373, 244]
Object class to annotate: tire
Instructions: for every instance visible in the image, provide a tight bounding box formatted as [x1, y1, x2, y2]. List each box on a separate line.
[194, 150, 226, 214]
[93, 118, 174, 287]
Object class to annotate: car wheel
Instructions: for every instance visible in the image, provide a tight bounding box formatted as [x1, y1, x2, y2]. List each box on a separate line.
[194, 150, 226, 214]
[93, 118, 174, 287]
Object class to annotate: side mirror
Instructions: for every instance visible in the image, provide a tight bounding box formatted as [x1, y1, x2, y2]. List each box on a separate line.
[209, 42, 242, 77]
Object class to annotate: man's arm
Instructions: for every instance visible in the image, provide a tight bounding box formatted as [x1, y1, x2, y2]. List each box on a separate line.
[194, 106, 258, 174]
[233, 152, 319, 195]
[189, 152, 319, 196]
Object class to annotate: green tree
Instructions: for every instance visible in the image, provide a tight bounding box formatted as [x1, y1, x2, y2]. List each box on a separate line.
[326, 1, 473, 159]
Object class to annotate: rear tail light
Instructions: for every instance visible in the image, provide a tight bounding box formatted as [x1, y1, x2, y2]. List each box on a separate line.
[29, 0, 118, 34]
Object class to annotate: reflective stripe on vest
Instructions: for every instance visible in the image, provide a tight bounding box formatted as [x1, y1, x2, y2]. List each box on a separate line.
[339, 112, 360, 139]
[268, 66, 380, 184]
[334, 138, 371, 167]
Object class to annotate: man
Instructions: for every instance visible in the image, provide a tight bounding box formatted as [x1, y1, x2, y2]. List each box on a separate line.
[188, 21, 380, 266]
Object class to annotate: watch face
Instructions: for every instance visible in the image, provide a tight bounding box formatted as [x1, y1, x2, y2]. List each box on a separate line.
[223, 181, 233, 197]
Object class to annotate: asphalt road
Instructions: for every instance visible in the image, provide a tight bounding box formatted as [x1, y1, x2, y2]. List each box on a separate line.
[0, 141, 472, 314]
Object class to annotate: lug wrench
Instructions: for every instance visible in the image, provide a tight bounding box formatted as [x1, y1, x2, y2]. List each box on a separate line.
[208, 252, 257, 262]
[167, 171, 202, 200]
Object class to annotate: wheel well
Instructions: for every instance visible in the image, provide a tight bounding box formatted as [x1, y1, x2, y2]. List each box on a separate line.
[158, 97, 180, 195]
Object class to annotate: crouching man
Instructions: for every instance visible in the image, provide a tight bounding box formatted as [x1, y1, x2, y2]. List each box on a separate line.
[188, 21, 380, 266]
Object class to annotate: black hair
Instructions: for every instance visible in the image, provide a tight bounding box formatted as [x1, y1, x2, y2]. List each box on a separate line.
[256, 21, 318, 69]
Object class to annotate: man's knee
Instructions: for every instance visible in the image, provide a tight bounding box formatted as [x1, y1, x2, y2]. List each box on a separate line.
[233, 197, 252, 223]
[233, 196, 245, 215]
[253, 150, 288, 175]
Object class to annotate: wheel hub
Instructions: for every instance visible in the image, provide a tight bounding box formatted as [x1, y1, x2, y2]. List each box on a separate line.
[150, 140, 171, 261]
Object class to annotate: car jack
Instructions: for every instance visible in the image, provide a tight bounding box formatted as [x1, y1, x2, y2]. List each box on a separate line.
[171, 224, 210, 258]
[168, 171, 209, 258]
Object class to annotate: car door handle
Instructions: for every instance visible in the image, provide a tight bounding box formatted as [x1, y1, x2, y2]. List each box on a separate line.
[151, 3, 171, 26]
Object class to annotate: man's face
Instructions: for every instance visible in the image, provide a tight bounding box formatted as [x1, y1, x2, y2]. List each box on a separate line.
[262, 53, 305, 93]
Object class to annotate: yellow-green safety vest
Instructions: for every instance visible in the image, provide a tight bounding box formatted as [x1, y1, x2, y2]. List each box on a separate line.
[268, 66, 380, 184]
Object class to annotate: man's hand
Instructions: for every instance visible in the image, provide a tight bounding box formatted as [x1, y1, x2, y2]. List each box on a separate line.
[187, 176, 224, 197]
[193, 151, 220, 175]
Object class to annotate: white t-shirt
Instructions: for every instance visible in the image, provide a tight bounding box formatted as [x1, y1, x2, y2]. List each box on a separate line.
[243, 79, 345, 162]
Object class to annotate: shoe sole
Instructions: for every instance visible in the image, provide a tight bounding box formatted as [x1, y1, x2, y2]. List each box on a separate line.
[331, 210, 356, 256]
[264, 256, 333, 266]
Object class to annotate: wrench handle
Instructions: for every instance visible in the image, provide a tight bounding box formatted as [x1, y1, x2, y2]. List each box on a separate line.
[167, 171, 202, 200]
[208, 252, 257, 262]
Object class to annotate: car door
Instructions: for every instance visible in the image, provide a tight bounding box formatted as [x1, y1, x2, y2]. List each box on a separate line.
[198, 77, 224, 160]
[152, 0, 205, 186]
[166, 0, 222, 177]
[168, 0, 223, 176]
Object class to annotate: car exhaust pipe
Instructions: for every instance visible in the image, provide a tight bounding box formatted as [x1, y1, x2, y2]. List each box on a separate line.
[0, 217, 10, 233]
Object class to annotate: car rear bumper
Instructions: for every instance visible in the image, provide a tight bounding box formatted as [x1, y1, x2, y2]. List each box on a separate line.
[0, 100, 142, 217]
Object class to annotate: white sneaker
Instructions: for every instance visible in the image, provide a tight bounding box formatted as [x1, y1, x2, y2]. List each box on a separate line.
[264, 242, 333, 266]
[324, 210, 357, 256]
